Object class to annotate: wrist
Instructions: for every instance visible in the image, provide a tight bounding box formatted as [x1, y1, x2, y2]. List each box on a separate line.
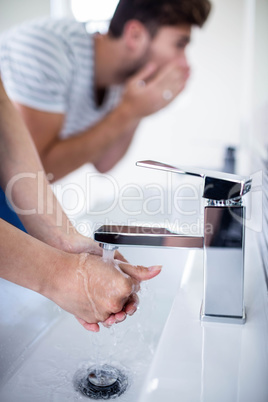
[22, 212, 74, 251]
[40, 248, 76, 302]
[115, 100, 141, 127]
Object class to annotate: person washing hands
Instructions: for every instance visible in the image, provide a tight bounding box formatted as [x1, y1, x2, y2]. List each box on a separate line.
[0, 0, 211, 229]
[0, 80, 162, 332]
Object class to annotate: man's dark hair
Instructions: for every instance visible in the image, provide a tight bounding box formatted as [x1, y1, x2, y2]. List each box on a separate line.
[109, 0, 211, 38]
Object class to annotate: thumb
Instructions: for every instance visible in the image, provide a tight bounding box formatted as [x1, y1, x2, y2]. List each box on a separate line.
[118, 261, 162, 282]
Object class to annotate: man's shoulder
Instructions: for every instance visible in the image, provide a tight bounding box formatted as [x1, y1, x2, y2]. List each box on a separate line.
[1, 18, 89, 45]
[0, 17, 93, 68]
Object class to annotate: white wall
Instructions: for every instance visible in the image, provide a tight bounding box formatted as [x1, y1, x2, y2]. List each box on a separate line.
[250, 0, 268, 158]
[0, 0, 252, 213]
[0, 0, 50, 32]
[254, 0, 268, 112]
[109, 0, 247, 185]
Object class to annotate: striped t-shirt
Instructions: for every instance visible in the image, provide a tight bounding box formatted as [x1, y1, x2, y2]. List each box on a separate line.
[0, 18, 122, 139]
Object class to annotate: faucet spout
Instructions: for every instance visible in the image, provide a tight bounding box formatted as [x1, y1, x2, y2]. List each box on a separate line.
[94, 225, 203, 249]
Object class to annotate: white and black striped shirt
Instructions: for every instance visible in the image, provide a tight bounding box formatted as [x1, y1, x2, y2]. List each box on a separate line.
[0, 18, 122, 139]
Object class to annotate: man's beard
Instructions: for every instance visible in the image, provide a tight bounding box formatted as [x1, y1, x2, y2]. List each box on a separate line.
[115, 52, 151, 83]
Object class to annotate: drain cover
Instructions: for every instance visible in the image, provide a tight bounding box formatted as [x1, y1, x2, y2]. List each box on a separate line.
[74, 364, 128, 399]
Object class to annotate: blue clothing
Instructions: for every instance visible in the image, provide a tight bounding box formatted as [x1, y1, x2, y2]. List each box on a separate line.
[0, 186, 26, 232]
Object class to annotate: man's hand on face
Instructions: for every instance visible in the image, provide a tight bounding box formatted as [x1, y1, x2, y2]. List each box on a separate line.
[121, 60, 190, 119]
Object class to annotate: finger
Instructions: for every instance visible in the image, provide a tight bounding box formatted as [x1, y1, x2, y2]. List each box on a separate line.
[83, 322, 100, 332]
[154, 61, 187, 88]
[153, 67, 188, 102]
[75, 316, 100, 332]
[124, 293, 139, 316]
[114, 310, 127, 324]
[101, 314, 116, 328]
[101, 295, 139, 328]
[118, 262, 162, 282]
[104, 310, 127, 326]
[102, 310, 128, 328]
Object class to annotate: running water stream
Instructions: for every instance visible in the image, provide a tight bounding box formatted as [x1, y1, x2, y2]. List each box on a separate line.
[74, 246, 129, 399]
[102, 247, 116, 262]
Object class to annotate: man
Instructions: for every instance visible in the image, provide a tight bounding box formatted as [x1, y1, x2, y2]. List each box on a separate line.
[0, 79, 161, 332]
[0, 0, 211, 181]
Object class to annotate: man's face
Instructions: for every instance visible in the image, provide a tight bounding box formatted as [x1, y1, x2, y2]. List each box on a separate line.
[120, 24, 191, 80]
[147, 24, 191, 72]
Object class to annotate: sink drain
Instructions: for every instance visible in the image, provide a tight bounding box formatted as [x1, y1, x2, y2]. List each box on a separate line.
[74, 364, 128, 399]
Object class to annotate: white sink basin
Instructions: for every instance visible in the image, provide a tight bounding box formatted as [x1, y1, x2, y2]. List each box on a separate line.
[1, 197, 267, 401]
[0, 246, 189, 402]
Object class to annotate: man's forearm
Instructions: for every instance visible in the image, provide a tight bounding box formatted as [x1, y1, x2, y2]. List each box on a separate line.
[94, 122, 139, 173]
[42, 103, 140, 181]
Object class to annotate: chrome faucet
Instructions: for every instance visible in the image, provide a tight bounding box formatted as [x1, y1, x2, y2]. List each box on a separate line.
[94, 160, 252, 324]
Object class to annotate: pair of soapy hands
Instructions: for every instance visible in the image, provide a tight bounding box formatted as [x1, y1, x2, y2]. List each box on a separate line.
[43, 229, 162, 333]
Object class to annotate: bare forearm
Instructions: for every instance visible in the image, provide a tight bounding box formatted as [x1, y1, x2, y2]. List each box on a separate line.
[0, 94, 63, 235]
[0, 85, 43, 183]
[0, 82, 87, 250]
[42, 103, 140, 181]
[2, 165, 93, 253]
[0, 218, 63, 295]
[94, 123, 139, 173]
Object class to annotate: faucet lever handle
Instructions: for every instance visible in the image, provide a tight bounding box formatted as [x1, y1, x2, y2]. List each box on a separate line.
[136, 160, 252, 201]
